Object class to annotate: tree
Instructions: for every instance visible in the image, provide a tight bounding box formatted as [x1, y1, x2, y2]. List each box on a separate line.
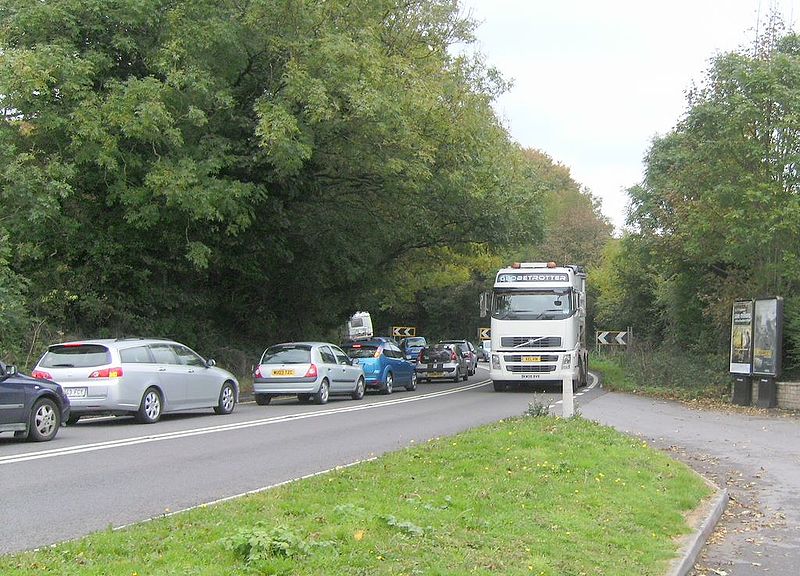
[0, 0, 540, 361]
[615, 20, 800, 363]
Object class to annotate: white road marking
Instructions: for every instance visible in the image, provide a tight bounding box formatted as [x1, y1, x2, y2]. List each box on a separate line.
[1, 380, 490, 466]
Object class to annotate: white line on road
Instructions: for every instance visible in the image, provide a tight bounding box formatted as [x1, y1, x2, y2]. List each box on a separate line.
[1, 380, 490, 466]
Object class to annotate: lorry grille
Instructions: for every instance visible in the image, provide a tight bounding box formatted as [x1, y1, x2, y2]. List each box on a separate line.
[507, 365, 556, 373]
[500, 336, 562, 348]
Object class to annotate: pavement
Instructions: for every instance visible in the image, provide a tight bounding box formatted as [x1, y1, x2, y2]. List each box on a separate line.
[579, 388, 800, 576]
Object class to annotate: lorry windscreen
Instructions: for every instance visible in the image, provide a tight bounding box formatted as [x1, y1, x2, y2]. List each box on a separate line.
[492, 290, 573, 320]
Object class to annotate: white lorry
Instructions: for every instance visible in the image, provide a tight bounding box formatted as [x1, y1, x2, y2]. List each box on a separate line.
[480, 262, 588, 392]
[346, 311, 374, 341]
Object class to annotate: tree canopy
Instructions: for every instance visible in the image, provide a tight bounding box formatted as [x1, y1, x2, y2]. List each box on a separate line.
[2, 0, 605, 365]
[595, 21, 800, 367]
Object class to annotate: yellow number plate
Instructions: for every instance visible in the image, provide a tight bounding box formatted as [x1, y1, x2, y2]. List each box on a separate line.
[521, 356, 541, 363]
[272, 369, 295, 376]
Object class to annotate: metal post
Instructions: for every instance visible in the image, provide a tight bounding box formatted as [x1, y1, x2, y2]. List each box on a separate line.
[562, 375, 574, 417]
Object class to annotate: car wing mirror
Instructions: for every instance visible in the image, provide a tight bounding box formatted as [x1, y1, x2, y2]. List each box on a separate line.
[206, 358, 217, 367]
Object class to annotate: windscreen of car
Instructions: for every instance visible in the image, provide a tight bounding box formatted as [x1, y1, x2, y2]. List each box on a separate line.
[491, 290, 573, 320]
[39, 344, 111, 368]
[403, 337, 427, 348]
[260, 345, 312, 364]
[343, 344, 379, 358]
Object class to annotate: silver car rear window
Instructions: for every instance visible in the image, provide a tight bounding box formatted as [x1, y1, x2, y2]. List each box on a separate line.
[39, 344, 111, 368]
[261, 345, 312, 364]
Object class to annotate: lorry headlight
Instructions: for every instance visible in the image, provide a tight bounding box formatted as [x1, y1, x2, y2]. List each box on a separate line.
[491, 354, 500, 370]
[561, 354, 572, 369]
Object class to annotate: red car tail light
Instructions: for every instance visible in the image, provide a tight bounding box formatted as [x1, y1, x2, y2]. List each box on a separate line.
[418, 351, 425, 363]
[32, 370, 52, 380]
[89, 367, 124, 378]
[450, 350, 457, 361]
[304, 364, 318, 378]
[254, 366, 263, 378]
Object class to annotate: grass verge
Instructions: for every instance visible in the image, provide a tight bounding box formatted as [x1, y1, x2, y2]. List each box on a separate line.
[591, 347, 729, 403]
[1, 416, 711, 575]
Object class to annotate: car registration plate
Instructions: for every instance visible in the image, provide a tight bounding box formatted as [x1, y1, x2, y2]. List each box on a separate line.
[65, 387, 87, 398]
[521, 356, 541, 362]
[272, 369, 295, 376]
[428, 372, 445, 378]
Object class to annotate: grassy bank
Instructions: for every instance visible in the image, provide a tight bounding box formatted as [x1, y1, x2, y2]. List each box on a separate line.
[2, 416, 711, 575]
[591, 347, 730, 403]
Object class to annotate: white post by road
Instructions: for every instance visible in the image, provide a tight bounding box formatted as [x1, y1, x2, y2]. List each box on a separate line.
[562, 375, 574, 417]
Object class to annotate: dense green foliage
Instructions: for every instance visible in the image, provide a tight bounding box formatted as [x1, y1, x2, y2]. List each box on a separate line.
[0, 416, 710, 575]
[0, 0, 612, 368]
[591, 348, 730, 402]
[595, 22, 800, 372]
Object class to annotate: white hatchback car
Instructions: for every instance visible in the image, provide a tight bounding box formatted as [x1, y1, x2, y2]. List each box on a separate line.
[253, 342, 365, 405]
[32, 338, 239, 424]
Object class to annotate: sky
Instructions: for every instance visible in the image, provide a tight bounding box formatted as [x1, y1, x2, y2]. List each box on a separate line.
[458, 0, 799, 232]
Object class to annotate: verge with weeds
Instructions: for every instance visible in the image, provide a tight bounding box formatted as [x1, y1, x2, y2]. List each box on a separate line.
[1, 416, 711, 575]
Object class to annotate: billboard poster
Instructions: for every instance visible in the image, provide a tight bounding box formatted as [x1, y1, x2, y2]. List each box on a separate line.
[752, 297, 783, 377]
[729, 300, 753, 374]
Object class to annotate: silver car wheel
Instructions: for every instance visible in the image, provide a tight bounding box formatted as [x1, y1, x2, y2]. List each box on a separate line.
[215, 382, 236, 414]
[314, 379, 329, 404]
[136, 388, 163, 424]
[352, 377, 365, 400]
[383, 372, 393, 395]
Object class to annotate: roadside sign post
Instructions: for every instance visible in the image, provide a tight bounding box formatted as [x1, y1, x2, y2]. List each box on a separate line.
[562, 375, 574, 417]
[391, 326, 416, 338]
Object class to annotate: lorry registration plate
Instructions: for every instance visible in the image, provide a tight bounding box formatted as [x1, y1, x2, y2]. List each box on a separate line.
[521, 356, 541, 362]
[520, 374, 540, 379]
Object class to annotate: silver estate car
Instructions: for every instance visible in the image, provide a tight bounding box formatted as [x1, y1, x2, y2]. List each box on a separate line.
[253, 342, 366, 405]
[32, 338, 239, 424]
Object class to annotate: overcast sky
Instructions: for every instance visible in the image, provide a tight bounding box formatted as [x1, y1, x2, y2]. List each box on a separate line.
[458, 0, 799, 232]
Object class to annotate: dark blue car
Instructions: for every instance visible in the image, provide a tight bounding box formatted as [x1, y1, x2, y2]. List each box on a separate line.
[0, 360, 70, 442]
[342, 339, 416, 394]
[399, 336, 428, 361]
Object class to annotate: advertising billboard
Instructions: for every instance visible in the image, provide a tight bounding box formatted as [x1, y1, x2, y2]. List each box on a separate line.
[752, 297, 783, 377]
[729, 300, 754, 374]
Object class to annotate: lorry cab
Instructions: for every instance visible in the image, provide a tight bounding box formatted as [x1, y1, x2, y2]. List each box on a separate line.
[481, 262, 588, 391]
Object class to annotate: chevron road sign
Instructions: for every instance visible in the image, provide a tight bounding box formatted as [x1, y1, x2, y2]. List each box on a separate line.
[391, 326, 416, 338]
[478, 327, 491, 340]
[596, 331, 629, 346]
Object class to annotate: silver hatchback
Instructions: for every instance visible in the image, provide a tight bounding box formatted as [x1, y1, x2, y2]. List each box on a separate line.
[32, 338, 239, 424]
[253, 342, 365, 405]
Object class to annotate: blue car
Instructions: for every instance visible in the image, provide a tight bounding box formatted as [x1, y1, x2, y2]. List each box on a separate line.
[342, 340, 416, 394]
[399, 336, 428, 361]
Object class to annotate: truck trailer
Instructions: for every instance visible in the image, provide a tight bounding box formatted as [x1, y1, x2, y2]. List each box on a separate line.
[480, 262, 588, 392]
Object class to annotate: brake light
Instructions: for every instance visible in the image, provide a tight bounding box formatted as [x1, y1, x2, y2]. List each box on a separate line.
[304, 364, 318, 378]
[32, 370, 52, 380]
[254, 366, 263, 378]
[418, 351, 425, 363]
[89, 367, 123, 378]
[62, 343, 85, 347]
[450, 350, 457, 361]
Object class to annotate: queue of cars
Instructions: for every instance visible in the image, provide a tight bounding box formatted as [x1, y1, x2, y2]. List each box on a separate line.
[1, 334, 479, 442]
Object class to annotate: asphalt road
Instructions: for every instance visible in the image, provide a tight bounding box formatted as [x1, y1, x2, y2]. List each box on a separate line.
[0, 366, 602, 554]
